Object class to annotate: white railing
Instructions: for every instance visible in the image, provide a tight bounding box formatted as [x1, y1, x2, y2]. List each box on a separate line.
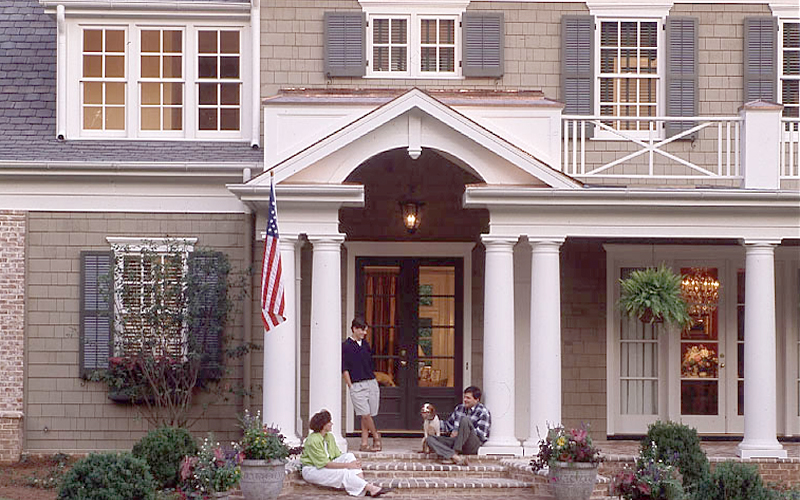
[562, 115, 743, 179]
[780, 118, 800, 179]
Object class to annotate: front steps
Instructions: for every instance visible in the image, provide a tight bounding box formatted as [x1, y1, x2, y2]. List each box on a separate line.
[279, 450, 612, 498]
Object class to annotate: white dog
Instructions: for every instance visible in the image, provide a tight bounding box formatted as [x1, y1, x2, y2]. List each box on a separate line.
[420, 403, 440, 453]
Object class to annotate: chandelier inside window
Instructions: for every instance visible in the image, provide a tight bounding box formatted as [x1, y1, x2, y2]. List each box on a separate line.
[681, 268, 720, 316]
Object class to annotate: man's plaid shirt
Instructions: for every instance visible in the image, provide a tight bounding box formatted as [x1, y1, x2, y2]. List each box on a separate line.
[441, 402, 491, 443]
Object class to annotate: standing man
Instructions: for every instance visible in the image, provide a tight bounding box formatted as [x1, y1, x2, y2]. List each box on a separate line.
[342, 317, 382, 452]
[426, 386, 491, 465]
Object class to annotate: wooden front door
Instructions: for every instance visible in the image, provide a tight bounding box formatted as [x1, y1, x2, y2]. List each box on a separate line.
[355, 257, 463, 431]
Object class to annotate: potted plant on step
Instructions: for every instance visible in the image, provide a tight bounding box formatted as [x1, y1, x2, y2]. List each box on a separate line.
[233, 410, 302, 500]
[618, 264, 693, 329]
[530, 425, 602, 500]
[180, 435, 242, 500]
[610, 442, 683, 500]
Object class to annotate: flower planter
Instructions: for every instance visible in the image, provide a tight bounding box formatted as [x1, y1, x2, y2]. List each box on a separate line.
[211, 492, 230, 500]
[239, 459, 285, 500]
[548, 461, 598, 500]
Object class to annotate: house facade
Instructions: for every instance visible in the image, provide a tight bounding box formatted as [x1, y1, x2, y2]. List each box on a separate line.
[0, 0, 799, 463]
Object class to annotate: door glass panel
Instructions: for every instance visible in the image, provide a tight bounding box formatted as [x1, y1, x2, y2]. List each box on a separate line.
[363, 266, 399, 388]
[680, 267, 721, 416]
[619, 268, 659, 415]
[737, 269, 745, 415]
[418, 266, 455, 388]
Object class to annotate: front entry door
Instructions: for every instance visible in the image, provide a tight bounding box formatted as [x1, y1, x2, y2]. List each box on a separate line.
[355, 257, 463, 431]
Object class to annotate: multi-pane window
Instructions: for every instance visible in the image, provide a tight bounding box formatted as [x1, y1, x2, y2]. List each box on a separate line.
[198, 30, 241, 132]
[82, 28, 126, 131]
[140, 29, 183, 132]
[599, 20, 659, 131]
[782, 22, 799, 128]
[72, 23, 246, 139]
[420, 18, 455, 73]
[115, 247, 188, 356]
[372, 18, 408, 73]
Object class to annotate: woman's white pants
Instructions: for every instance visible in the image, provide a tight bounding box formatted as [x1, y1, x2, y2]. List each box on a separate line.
[301, 452, 367, 496]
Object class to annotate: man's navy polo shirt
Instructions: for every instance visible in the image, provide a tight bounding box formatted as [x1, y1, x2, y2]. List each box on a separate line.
[342, 337, 375, 382]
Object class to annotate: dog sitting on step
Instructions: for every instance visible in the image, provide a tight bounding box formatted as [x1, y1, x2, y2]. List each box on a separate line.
[419, 403, 440, 453]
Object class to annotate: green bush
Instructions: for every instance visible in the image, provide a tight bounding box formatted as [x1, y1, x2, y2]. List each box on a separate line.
[57, 452, 156, 500]
[132, 427, 197, 489]
[692, 462, 778, 500]
[641, 421, 710, 490]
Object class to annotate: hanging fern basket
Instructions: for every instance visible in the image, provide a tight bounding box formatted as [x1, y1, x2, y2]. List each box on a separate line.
[618, 264, 693, 330]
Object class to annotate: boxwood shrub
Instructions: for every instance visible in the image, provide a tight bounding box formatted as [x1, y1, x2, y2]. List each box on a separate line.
[132, 426, 197, 489]
[641, 420, 710, 490]
[57, 452, 156, 500]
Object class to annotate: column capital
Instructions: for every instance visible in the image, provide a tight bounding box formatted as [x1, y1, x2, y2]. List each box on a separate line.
[742, 238, 781, 248]
[481, 235, 518, 248]
[307, 234, 345, 246]
[278, 233, 302, 246]
[528, 238, 565, 252]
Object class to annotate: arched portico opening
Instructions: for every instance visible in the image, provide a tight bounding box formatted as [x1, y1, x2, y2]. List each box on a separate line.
[339, 148, 489, 241]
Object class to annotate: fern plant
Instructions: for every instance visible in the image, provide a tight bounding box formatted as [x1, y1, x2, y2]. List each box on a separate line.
[619, 264, 693, 329]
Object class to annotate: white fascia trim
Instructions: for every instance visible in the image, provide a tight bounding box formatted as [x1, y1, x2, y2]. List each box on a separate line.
[106, 236, 198, 252]
[464, 186, 800, 208]
[0, 161, 259, 178]
[42, 1, 251, 14]
[228, 183, 365, 207]
[259, 89, 581, 189]
[359, 0, 469, 12]
[771, 3, 800, 19]
[587, 1, 673, 18]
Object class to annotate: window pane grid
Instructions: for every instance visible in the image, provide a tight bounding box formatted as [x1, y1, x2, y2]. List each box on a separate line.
[82, 28, 126, 131]
[600, 20, 660, 131]
[198, 30, 241, 132]
[140, 29, 184, 132]
[420, 18, 455, 74]
[373, 17, 408, 72]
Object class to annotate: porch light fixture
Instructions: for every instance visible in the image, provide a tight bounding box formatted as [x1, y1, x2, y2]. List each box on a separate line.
[400, 200, 424, 234]
[681, 268, 720, 316]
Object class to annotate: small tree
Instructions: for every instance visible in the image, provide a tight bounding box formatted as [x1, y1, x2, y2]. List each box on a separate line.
[92, 239, 252, 428]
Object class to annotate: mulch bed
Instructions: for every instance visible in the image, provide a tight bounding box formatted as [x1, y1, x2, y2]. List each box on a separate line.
[0, 454, 73, 500]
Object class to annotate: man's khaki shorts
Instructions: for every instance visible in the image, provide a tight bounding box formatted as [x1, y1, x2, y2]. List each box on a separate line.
[350, 378, 380, 417]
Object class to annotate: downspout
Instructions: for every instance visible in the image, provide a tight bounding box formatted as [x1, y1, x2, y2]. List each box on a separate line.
[250, 0, 260, 149]
[242, 168, 254, 411]
[56, 5, 66, 140]
[295, 238, 302, 434]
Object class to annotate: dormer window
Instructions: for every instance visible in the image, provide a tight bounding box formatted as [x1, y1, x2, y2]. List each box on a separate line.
[65, 20, 250, 141]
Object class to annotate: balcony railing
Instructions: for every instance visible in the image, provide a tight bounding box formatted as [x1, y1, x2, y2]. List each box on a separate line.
[781, 118, 800, 179]
[562, 115, 743, 180]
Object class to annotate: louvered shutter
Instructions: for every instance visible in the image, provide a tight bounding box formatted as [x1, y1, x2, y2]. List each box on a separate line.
[462, 12, 504, 78]
[562, 15, 594, 138]
[80, 251, 113, 378]
[187, 251, 228, 380]
[744, 17, 778, 102]
[324, 12, 366, 77]
[665, 17, 698, 138]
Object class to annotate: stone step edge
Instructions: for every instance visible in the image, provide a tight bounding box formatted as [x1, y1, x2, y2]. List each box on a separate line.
[366, 478, 535, 489]
[363, 461, 507, 472]
[353, 451, 507, 461]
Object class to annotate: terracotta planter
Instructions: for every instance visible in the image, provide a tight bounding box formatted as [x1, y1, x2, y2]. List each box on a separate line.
[548, 461, 598, 500]
[239, 459, 285, 500]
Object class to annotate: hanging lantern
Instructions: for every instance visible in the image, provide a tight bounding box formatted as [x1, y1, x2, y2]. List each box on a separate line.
[400, 200, 423, 233]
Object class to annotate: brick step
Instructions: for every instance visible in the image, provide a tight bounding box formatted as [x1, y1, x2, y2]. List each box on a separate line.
[363, 460, 508, 477]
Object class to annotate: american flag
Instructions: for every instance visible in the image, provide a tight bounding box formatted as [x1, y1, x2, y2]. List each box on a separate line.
[261, 177, 286, 331]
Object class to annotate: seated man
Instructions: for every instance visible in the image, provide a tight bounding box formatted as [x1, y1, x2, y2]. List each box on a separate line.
[425, 386, 491, 466]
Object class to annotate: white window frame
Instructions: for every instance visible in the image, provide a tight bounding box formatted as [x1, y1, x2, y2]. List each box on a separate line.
[65, 19, 251, 141]
[594, 17, 665, 140]
[106, 237, 197, 356]
[361, 0, 466, 79]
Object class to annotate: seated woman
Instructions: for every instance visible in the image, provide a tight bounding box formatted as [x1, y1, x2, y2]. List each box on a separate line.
[300, 409, 391, 497]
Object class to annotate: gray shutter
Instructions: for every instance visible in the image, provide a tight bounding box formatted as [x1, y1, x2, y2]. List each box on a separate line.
[80, 251, 113, 378]
[665, 17, 698, 138]
[324, 11, 366, 78]
[562, 15, 594, 137]
[188, 251, 228, 380]
[462, 12, 504, 78]
[744, 17, 778, 103]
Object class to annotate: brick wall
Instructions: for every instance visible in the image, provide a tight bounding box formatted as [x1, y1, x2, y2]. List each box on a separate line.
[24, 212, 247, 453]
[0, 210, 26, 463]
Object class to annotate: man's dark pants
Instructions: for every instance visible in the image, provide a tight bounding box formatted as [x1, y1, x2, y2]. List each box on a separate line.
[426, 416, 482, 459]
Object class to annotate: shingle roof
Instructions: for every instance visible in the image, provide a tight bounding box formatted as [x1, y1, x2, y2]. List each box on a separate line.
[0, 0, 262, 164]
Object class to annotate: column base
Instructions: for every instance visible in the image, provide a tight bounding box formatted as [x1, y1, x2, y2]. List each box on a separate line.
[478, 445, 523, 457]
[0, 411, 24, 464]
[284, 433, 302, 448]
[522, 439, 542, 457]
[738, 441, 787, 459]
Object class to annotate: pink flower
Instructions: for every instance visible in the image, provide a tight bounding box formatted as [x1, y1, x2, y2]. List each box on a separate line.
[180, 456, 198, 480]
[570, 428, 587, 443]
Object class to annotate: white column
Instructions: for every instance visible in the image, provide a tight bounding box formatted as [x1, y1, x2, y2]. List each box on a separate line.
[308, 235, 347, 451]
[738, 239, 786, 459]
[262, 235, 301, 446]
[479, 236, 522, 455]
[523, 238, 565, 455]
